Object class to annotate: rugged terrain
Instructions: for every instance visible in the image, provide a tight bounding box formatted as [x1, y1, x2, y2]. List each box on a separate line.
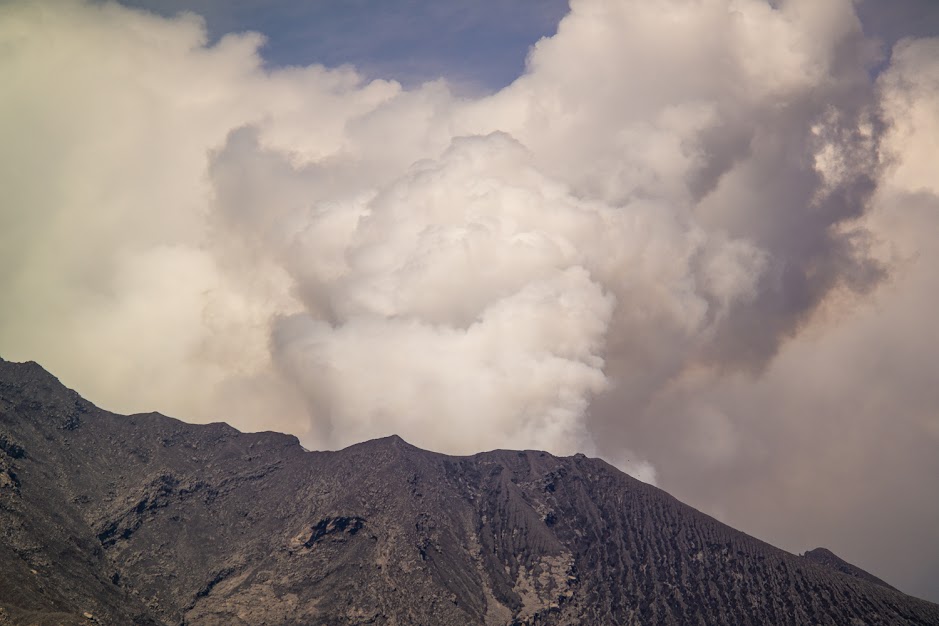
[1, 358, 937, 625]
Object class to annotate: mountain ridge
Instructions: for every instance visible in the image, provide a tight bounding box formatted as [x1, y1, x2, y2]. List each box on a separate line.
[1, 358, 937, 625]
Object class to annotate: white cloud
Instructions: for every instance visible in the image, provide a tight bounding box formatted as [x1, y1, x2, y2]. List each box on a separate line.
[0, 0, 882, 463]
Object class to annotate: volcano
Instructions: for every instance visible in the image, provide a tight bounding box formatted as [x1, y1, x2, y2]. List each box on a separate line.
[1, 358, 936, 625]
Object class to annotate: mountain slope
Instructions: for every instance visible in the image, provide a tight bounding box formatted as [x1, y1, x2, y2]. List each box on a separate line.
[1, 358, 937, 625]
[803, 547, 897, 591]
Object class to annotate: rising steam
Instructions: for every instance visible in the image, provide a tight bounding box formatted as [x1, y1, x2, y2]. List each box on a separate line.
[0, 0, 892, 463]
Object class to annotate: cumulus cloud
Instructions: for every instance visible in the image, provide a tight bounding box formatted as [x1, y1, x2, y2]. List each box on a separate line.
[1, 0, 938, 600]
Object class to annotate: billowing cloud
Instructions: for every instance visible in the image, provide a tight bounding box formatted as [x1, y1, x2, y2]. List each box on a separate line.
[1, 0, 937, 601]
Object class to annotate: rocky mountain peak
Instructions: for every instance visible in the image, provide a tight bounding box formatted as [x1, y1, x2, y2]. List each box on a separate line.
[1, 358, 937, 625]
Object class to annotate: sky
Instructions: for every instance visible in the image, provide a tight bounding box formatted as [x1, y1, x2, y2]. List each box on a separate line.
[107, 0, 571, 89]
[1, 0, 938, 603]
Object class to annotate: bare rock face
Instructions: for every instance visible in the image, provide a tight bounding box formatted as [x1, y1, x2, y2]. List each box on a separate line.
[1, 358, 937, 626]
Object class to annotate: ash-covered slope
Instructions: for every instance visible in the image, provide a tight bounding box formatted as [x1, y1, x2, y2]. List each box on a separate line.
[1, 359, 937, 626]
[803, 547, 897, 591]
